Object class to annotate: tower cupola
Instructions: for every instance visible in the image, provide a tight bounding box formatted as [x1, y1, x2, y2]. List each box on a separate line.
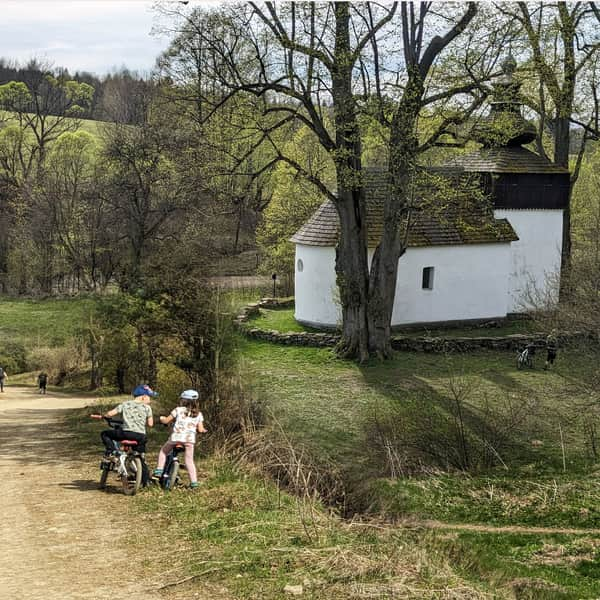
[474, 53, 536, 148]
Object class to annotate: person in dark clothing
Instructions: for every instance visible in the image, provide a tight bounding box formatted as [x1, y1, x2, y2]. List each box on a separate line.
[545, 330, 558, 370]
[0, 366, 7, 392]
[37, 372, 48, 394]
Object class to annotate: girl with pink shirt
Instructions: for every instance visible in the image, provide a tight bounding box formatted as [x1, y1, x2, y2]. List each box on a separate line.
[153, 389, 207, 488]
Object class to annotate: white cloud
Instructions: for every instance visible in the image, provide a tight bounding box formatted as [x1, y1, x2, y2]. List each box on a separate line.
[0, 0, 170, 75]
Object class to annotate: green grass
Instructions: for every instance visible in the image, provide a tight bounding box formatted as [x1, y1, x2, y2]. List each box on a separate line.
[238, 336, 600, 596]
[439, 530, 600, 599]
[0, 296, 95, 348]
[65, 400, 600, 598]
[249, 308, 322, 332]
[248, 308, 541, 337]
[0, 109, 107, 137]
[239, 336, 600, 522]
[374, 473, 600, 528]
[64, 404, 493, 599]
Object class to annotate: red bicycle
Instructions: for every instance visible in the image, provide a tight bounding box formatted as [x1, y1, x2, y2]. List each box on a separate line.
[95, 417, 144, 495]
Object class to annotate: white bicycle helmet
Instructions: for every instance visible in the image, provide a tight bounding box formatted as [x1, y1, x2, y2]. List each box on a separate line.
[180, 389, 199, 401]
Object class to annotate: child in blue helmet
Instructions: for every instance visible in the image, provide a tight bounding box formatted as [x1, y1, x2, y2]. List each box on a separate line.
[91, 384, 156, 455]
[153, 389, 207, 488]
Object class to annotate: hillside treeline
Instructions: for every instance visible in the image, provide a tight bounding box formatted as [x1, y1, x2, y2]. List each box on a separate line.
[0, 58, 153, 125]
[0, 72, 276, 295]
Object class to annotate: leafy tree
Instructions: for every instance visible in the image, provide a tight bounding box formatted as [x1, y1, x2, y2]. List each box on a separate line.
[102, 121, 186, 289]
[34, 131, 117, 291]
[0, 67, 94, 294]
[0, 71, 93, 167]
[257, 126, 335, 294]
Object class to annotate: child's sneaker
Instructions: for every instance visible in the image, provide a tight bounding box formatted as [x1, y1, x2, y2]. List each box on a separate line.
[189, 482, 199, 490]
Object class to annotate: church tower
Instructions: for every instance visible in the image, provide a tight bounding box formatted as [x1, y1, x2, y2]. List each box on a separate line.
[443, 55, 570, 312]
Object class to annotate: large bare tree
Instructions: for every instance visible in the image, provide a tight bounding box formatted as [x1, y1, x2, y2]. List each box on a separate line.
[158, 1, 489, 359]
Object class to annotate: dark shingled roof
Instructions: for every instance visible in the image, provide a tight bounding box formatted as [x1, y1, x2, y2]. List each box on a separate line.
[439, 146, 568, 174]
[291, 170, 518, 248]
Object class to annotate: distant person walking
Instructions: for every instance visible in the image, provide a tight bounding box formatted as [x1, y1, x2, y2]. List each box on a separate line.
[544, 330, 558, 370]
[0, 366, 7, 392]
[37, 372, 48, 394]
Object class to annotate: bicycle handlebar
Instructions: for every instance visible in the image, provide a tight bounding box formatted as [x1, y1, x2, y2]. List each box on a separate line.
[90, 414, 123, 429]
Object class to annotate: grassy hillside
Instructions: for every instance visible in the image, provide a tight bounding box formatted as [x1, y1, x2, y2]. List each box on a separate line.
[0, 109, 107, 136]
[240, 337, 600, 510]
[0, 296, 94, 349]
[239, 335, 600, 597]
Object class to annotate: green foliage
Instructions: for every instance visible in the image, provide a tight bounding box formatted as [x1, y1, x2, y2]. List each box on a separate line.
[0, 81, 31, 111]
[88, 292, 166, 391]
[0, 341, 27, 373]
[63, 80, 94, 115]
[257, 126, 335, 293]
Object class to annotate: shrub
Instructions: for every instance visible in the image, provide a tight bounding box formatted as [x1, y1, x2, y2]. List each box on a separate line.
[27, 341, 88, 385]
[0, 342, 27, 373]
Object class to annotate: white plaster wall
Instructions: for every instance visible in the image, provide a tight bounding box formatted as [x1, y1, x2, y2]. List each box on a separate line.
[494, 209, 562, 312]
[391, 244, 511, 325]
[294, 245, 341, 327]
[294, 242, 511, 327]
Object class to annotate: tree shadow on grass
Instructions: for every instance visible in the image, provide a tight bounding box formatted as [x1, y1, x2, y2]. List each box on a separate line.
[355, 357, 542, 476]
[481, 368, 528, 391]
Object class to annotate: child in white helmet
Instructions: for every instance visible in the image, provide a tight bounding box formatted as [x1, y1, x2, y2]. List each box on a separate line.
[153, 389, 207, 488]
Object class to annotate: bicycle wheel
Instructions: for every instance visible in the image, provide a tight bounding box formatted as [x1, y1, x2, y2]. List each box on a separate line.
[121, 455, 143, 496]
[99, 464, 110, 490]
[164, 461, 179, 491]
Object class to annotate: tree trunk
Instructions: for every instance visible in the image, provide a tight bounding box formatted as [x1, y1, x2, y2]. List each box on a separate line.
[335, 192, 370, 361]
[367, 74, 422, 357]
[554, 115, 571, 300]
[116, 367, 126, 394]
[330, 3, 370, 361]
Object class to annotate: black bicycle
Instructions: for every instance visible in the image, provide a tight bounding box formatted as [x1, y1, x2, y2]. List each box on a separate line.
[97, 417, 145, 496]
[158, 442, 186, 491]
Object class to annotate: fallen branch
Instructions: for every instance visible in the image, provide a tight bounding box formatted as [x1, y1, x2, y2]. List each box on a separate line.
[155, 567, 222, 591]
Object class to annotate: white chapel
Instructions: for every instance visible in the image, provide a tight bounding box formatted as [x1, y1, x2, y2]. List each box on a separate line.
[291, 57, 569, 329]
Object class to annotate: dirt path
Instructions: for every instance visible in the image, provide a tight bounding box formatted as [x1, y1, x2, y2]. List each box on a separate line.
[0, 386, 174, 600]
[418, 519, 599, 536]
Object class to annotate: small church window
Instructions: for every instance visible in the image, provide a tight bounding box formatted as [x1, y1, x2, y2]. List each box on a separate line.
[297, 258, 304, 272]
[422, 266, 434, 290]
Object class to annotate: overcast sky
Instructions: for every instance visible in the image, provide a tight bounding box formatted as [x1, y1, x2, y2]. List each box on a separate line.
[0, 0, 174, 76]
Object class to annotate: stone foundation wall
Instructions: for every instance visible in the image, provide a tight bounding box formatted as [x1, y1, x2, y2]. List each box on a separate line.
[235, 299, 589, 352]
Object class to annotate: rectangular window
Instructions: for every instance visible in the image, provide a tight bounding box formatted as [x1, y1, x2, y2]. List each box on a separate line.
[422, 266, 434, 290]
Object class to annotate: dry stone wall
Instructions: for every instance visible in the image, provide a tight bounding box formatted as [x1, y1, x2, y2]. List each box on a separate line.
[235, 299, 589, 352]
